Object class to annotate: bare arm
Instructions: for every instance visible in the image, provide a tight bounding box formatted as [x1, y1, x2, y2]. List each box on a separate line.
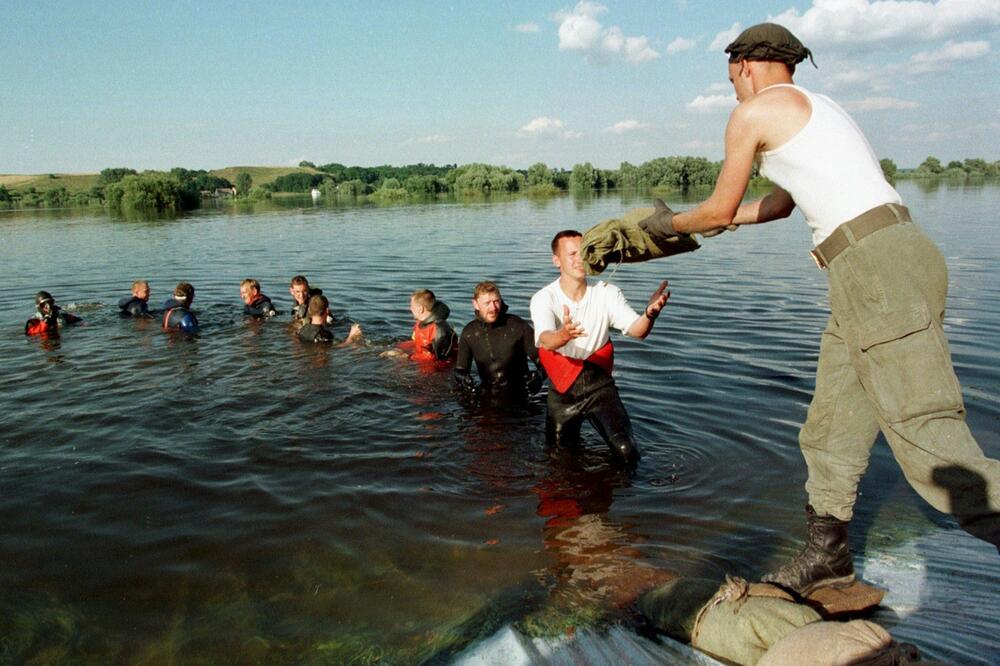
[626, 281, 669, 339]
[732, 186, 796, 226]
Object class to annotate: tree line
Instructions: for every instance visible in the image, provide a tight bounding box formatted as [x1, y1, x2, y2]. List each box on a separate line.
[2, 155, 997, 213]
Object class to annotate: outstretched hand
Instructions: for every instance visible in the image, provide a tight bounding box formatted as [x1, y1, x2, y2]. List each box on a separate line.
[560, 304, 586, 341]
[645, 280, 670, 319]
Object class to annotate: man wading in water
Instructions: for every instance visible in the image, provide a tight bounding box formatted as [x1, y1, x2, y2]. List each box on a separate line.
[642, 23, 1000, 595]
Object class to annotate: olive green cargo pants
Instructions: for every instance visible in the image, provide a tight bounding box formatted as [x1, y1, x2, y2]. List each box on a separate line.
[799, 214, 1000, 547]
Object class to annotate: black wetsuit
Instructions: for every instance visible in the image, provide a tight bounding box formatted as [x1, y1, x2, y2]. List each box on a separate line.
[412, 300, 457, 361]
[298, 322, 335, 343]
[454, 304, 544, 395]
[162, 298, 198, 333]
[118, 295, 150, 317]
[244, 293, 278, 318]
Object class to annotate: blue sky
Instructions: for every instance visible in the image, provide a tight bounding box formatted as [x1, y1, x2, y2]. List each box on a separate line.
[2, 0, 998, 173]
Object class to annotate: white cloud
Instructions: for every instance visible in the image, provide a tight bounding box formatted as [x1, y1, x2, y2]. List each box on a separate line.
[909, 39, 991, 72]
[518, 116, 582, 139]
[405, 134, 452, 145]
[769, 0, 1000, 51]
[513, 22, 540, 33]
[666, 36, 697, 54]
[686, 93, 737, 112]
[709, 22, 742, 51]
[553, 1, 660, 64]
[841, 96, 920, 111]
[604, 119, 651, 134]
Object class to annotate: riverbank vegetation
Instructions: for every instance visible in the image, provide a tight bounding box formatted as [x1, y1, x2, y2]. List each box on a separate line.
[2, 155, 997, 213]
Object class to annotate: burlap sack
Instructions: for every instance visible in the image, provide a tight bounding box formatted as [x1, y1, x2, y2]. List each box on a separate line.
[580, 205, 700, 275]
[691, 577, 821, 665]
[758, 620, 904, 666]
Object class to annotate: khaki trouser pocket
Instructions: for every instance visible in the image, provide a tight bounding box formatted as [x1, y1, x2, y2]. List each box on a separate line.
[856, 304, 964, 423]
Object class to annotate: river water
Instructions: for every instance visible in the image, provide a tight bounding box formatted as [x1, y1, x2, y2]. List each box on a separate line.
[1, 181, 998, 664]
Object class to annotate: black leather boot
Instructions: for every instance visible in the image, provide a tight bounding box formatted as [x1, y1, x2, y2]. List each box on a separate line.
[761, 505, 855, 596]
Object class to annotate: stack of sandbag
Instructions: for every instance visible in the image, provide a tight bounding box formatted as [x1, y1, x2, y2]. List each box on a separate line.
[580, 204, 700, 275]
[639, 576, 923, 666]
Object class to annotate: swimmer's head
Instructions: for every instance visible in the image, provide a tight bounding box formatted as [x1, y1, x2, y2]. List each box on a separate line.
[131, 280, 150, 301]
[290, 275, 310, 305]
[306, 293, 329, 320]
[410, 289, 436, 321]
[173, 282, 195, 307]
[472, 281, 502, 324]
[240, 278, 260, 305]
[35, 290, 56, 316]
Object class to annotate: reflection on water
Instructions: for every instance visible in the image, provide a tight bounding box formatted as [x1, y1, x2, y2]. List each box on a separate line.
[1, 182, 998, 663]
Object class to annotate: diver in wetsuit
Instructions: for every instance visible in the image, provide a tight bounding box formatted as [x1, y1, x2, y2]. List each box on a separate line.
[240, 278, 279, 318]
[24, 291, 82, 336]
[289, 275, 331, 326]
[454, 281, 545, 397]
[409, 289, 457, 361]
[162, 282, 199, 334]
[298, 294, 362, 346]
[118, 280, 152, 317]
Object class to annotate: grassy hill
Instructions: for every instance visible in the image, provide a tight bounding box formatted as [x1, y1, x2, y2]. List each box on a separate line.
[0, 166, 320, 193]
[0, 173, 100, 192]
[209, 166, 321, 188]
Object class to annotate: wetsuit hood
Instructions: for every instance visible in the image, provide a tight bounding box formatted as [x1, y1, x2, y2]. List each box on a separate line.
[418, 300, 451, 328]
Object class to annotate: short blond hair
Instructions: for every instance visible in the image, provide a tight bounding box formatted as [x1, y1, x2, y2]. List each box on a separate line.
[411, 289, 436, 310]
[131, 280, 149, 294]
[240, 278, 260, 292]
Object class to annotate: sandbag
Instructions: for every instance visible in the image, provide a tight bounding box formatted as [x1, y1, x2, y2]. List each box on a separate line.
[692, 577, 821, 666]
[638, 577, 721, 642]
[758, 620, 916, 666]
[580, 205, 700, 275]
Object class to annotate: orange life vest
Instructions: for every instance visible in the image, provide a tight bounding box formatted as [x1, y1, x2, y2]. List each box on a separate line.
[537, 340, 614, 393]
[410, 321, 439, 361]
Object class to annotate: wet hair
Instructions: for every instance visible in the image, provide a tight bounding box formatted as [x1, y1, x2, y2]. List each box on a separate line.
[306, 293, 329, 317]
[240, 278, 260, 292]
[411, 289, 436, 310]
[551, 230, 582, 254]
[473, 281, 500, 300]
[131, 280, 149, 293]
[290, 275, 309, 288]
[35, 290, 55, 307]
[174, 282, 195, 304]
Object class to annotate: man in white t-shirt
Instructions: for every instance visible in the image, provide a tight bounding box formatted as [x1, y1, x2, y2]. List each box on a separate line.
[530, 230, 669, 469]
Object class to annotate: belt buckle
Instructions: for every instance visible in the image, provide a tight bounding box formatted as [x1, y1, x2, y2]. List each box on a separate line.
[809, 249, 827, 270]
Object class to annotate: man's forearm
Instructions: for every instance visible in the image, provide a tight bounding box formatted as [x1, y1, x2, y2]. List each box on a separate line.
[626, 313, 654, 339]
[538, 329, 570, 350]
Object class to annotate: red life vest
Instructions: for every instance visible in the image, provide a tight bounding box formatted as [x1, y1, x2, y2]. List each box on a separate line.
[538, 340, 614, 393]
[410, 321, 439, 362]
[24, 317, 53, 336]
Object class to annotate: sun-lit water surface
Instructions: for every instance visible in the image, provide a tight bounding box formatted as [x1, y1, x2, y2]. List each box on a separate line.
[1, 181, 998, 664]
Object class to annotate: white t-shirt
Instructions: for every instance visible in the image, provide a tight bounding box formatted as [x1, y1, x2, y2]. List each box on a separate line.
[530, 279, 641, 360]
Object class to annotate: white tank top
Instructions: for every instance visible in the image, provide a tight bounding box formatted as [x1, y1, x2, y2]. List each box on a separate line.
[757, 84, 901, 246]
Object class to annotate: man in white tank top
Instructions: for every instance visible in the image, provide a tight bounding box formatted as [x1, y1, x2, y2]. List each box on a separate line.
[656, 23, 1000, 595]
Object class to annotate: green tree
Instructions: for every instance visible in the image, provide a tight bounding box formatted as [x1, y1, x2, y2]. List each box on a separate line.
[97, 167, 138, 186]
[526, 162, 554, 187]
[570, 162, 603, 190]
[0, 185, 11, 205]
[235, 172, 252, 195]
[299, 160, 316, 168]
[879, 158, 898, 180]
[104, 174, 184, 212]
[915, 156, 943, 175]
